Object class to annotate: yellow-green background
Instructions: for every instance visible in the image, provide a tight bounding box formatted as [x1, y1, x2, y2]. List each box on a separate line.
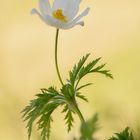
[0, 0, 140, 139]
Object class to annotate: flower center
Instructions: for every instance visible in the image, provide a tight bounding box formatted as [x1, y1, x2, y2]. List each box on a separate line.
[52, 9, 67, 22]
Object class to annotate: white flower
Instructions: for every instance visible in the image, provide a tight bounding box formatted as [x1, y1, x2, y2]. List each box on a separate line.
[31, 0, 90, 29]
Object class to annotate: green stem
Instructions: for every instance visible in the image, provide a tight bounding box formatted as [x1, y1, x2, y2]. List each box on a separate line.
[55, 29, 85, 123]
[75, 79, 80, 90]
[72, 103, 85, 123]
[76, 107, 85, 123]
[55, 29, 64, 86]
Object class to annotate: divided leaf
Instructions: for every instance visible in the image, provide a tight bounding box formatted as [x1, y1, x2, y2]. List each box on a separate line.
[108, 127, 135, 140]
[69, 53, 90, 86]
[78, 57, 102, 80]
[69, 54, 113, 92]
[63, 105, 74, 132]
[61, 83, 75, 101]
[67, 54, 113, 107]
[90, 64, 113, 79]
[22, 54, 113, 140]
[21, 87, 63, 140]
[76, 92, 88, 102]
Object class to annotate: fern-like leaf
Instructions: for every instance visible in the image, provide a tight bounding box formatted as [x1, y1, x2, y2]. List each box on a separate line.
[21, 87, 63, 140]
[76, 92, 88, 102]
[69, 53, 90, 86]
[78, 57, 102, 80]
[67, 54, 113, 107]
[22, 54, 113, 140]
[90, 64, 113, 79]
[76, 83, 93, 91]
[69, 54, 113, 92]
[64, 109, 74, 132]
[108, 127, 135, 140]
[62, 105, 74, 132]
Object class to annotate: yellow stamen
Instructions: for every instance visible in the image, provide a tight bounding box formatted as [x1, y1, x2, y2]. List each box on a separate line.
[53, 9, 67, 22]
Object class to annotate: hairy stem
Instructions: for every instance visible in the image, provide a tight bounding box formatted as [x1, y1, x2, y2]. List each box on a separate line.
[55, 29, 64, 86]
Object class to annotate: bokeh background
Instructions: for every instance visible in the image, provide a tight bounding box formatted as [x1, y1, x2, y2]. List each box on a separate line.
[0, 0, 140, 139]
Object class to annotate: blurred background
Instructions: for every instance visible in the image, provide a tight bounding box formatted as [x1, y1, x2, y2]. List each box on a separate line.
[0, 0, 140, 139]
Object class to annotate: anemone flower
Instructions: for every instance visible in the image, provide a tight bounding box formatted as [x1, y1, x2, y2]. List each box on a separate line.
[22, 1, 113, 140]
[31, 0, 90, 29]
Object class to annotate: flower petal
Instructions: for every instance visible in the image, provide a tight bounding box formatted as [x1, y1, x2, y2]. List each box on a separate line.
[59, 7, 90, 29]
[70, 7, 90, 25]
[31, 8, 44, 20]
[57, 21, 83, 29]
[39, 0, 51, 15]
[31, 8, 53, 26]
[31, 8, 66, 29]
[52, 0, 81, 20]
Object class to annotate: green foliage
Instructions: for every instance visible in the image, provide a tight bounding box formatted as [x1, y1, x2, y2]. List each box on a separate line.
[22, 87, 64, 140]
[108, 127, 135, 140]
[69, 53, 90, 87]
[68, 53, 113, 104]
[22, 54, 112, 140]
[69, 53, 113, 91]
[64, 107, 74, 132]
[80, 113, 100, 140]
